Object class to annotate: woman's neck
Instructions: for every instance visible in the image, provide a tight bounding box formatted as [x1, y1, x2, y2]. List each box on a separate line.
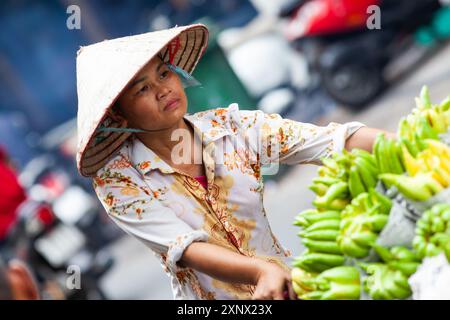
[135, 119, 196, 165]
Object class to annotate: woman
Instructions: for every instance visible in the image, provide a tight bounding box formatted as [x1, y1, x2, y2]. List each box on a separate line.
[76, 24, 392, 300]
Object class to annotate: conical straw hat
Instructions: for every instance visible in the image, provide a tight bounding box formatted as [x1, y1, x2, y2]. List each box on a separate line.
[76, 24, 209, 177]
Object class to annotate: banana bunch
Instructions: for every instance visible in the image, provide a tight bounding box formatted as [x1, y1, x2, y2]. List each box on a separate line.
[348, 149, 379, 198]
[380, 139, 450, 201]
[292, 266, 361, 300]
[337, 190, 392, 258]
[309, 153, 351, 211]
[379, 173, 443, 202]
[291, 267, 318, 298]
[360, 263, 412, 300]
[408, 140, 450, 187]
[310, 150, 379, 210]
[398, 86, 450, 142]
[293, 209, 345, 273]
[413, 203, 450, 259]
[372, 244, 421, 277]
[360, 245, 420, 300]
[373, 133, 405, 175]
[312, 181, 350, 211]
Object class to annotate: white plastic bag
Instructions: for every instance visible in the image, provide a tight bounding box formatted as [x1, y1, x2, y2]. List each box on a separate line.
[375, 184, 450, 248]
[409, 253, 450, 300]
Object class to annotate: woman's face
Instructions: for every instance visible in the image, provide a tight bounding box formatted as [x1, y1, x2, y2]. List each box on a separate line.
[115, 55, 188, 131]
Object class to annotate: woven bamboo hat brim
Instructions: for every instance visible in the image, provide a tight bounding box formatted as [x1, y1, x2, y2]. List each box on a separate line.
[76, 24, 209, 177]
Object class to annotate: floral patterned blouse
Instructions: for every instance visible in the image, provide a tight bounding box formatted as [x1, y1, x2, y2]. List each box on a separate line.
[92, 103, 364, 300]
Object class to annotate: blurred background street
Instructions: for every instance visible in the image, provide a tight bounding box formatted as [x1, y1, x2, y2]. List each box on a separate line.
[0, 0, 449, 299]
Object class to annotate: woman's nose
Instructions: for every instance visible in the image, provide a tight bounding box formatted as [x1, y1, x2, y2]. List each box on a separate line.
[156, 84, 171, 100]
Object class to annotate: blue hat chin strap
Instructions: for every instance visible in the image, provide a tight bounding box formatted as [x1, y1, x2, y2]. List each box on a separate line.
[97, 127, 147, 133]
[166, 63, 202, 89]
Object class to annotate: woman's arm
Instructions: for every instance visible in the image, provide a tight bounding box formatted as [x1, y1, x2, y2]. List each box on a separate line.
[179, 242, 296, 300]
[345, 127, 396, 152]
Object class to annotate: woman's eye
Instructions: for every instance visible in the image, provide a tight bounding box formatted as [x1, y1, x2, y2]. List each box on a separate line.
[137, 85, 149, 94]
[160, 71, 169, 79]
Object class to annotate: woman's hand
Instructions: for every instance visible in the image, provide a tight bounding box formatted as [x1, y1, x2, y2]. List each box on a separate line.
[180, 242, 297, 300]
[252, 261, 297, 300]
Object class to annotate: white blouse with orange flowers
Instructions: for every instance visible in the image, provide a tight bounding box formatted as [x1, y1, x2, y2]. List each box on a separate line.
[92, 103, 364, 300]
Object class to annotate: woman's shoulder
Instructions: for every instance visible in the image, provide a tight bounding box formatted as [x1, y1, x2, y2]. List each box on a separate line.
[188, 103, 240, 120]
[186, 103, 266, 132]
[93, 138, 137, 179]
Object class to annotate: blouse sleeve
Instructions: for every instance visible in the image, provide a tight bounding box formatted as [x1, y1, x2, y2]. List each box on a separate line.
[234, 108, 365, 166]
[92, 163, 208, 274]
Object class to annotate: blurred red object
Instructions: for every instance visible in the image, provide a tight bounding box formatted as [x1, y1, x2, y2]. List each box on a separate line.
[285, 0, 381, 40]
[36, 205, 54, 227]
[40, 172, 66, 199]
[0, 146, 27, 240]
[0, 145, 6, 162]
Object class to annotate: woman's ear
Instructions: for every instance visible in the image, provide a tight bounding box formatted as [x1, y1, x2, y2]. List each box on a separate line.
[108, 102, 127, 124]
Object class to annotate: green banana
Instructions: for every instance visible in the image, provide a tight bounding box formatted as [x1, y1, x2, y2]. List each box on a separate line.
[293, 252, 345, 273]
[350, 231, 378, 248]
[387, 261, 419, 277]
[375, 134, 390, 173]
[373, 244, 395, 263]
[309, 183, 328, 196]
[386, 138, 405, 174]
[379, 173, 434, 201]
[419, 85, 431, 109]
[414, 203, 450, 259]
[294, 210, 341, 227]
[439, 95, 450, 112]
[390, 246, 419, 262]
[348, 166, 366, 198]
[322, 158, 340, 173]
[313, 198, 349, 211]
[338, 236, 370, 258]
[417, 116, 439, 140]
[361, 263, 412, 300]
[373, 245, 419, 277]
[368, 188, 392, 214]
[300, 210, 341, 224]
[399, 137, 419, 158]
[398, 117, 413, 141]
[301, 238, 342, 255]
[362, 214, 388, 232]
[355, 158, 377, 190]
[314, 182, 349, 206]
[312, 177, 342, 186]
[298, 266, 361, 300]
[303, 229, 340, 241]
[352, 149, 378, 169]
[305, 219, 341, 232]
[318, 166, 337, 178]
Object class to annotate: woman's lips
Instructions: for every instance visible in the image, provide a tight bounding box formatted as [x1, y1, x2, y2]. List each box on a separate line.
[164, 98, 180, 111]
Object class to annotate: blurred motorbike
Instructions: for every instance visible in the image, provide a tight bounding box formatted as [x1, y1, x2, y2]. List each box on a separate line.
[3, 148, 118, 299]
[281, 0, 445, 109]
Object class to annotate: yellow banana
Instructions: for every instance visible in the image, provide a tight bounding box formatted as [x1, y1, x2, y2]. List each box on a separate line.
[431, 169, 450, 188]
[402, 146, 421, 176]
[439, 155, 450, 174]
[417, 151, 434, 172]
[415, 97, 424, 110]
[433, 167, 450, 188]
[425, 139, 450, 158]
[428, 108, 447, 133]
[443, 110, 450, 128]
